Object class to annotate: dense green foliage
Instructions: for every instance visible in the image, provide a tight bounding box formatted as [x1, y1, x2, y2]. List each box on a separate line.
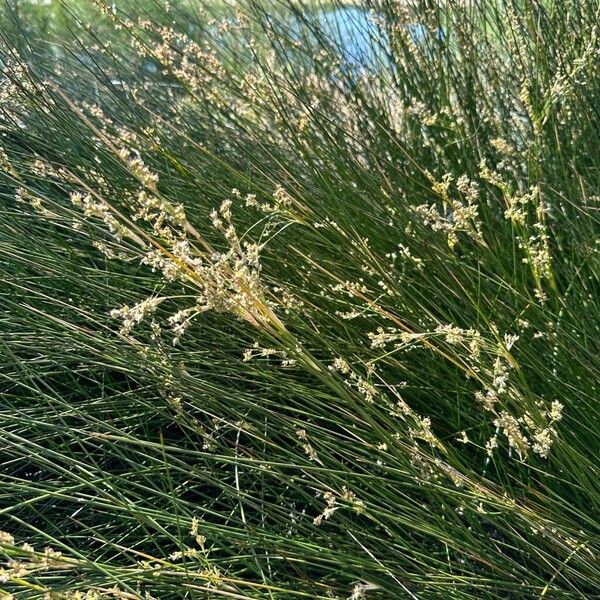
[1, 1, 599, 598]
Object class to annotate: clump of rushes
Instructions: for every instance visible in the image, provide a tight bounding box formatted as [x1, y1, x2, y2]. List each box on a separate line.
[1, 0, 599, 598]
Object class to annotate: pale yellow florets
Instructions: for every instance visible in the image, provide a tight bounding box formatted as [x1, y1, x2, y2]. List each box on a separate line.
[313, 490, 338, 526]
[296, 428, 321, 463]
[413, 172, 484, 248]
[70, 191, 132, 241]
[493, 411, 529, 459]
[110, 297, 165, 336]
[330, 357, 377, 403]
[409, 416, 441, 449]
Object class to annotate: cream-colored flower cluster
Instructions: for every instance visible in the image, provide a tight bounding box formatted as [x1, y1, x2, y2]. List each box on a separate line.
[313, 486, 365, 526]
[368, 318, 564, 462]
[65, 153, 285, 343]
[330, 357, 378, 403]
[414, 172, 483, 248]
[480, 161, 554, 292]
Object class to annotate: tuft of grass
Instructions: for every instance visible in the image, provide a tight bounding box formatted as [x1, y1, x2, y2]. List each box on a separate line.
[1, 0, 599, 598]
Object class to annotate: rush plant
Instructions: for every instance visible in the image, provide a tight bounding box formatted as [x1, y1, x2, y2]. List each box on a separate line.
[1, 1, 599, 598]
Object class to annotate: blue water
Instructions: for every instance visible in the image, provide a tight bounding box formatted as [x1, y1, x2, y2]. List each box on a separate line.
[312, 7, 387, 69]
[289, 7, 440, 76]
